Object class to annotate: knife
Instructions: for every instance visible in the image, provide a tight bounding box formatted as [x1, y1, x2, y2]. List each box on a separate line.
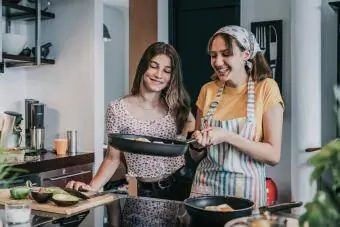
[63, 187, 127, 200]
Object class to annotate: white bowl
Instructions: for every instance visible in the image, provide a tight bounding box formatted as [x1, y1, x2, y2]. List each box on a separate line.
[2, 33, 27, 55]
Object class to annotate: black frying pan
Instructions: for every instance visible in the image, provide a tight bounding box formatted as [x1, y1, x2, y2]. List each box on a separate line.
[184, 196, 303, 226]
[107, 133, 196, 157]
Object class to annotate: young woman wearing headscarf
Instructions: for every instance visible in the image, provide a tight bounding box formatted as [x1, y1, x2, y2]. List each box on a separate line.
[189, 25, 284, 207]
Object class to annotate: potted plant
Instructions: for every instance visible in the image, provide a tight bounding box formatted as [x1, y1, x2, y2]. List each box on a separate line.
[299, 85, 340, 227]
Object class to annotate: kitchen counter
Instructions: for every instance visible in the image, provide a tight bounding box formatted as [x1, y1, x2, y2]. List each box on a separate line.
[0, 195, 300, 227]
[12, 151, 95, 174]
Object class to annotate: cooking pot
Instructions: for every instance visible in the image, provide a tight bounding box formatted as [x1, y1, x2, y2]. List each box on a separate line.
[184, 196, 302, 227]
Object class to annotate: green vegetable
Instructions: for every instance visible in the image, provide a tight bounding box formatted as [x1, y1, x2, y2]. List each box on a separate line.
[48, 187, 68, 195]
[52, 193, 80, 202]
[10, 186, 30, 200]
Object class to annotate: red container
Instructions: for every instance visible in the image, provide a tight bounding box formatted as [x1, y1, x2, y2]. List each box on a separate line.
[266, 177, 278, 206]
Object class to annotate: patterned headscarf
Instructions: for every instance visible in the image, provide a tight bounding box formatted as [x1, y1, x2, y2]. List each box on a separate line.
[214, 25, 262, 60]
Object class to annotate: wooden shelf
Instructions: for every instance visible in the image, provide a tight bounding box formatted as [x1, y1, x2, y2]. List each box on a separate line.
[2, 2, 55, 21]
[2, 52, 55, 68]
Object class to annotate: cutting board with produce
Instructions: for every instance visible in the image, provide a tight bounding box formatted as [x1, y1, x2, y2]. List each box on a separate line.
[0, 186, 119, 215]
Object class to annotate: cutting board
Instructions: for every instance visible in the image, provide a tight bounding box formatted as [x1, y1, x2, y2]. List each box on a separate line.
[0, 189, 118, 215]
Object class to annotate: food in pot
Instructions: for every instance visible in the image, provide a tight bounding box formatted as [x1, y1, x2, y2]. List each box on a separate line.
[10, 187, 30, 200]
[135, 137, 151, 142]
[51, 193, 80, 207]
[250, 219, 270, 227]
[204, 204, 234, 212]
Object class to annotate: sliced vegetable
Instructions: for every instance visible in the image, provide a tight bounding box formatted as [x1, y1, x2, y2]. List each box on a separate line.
[52, 193, 80, 207]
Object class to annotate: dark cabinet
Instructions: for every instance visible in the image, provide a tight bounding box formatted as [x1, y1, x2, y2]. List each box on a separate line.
[330, 1, 340, 84]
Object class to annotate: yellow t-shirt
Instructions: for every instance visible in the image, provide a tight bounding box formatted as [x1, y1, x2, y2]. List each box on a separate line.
[196, 78, 284, 142]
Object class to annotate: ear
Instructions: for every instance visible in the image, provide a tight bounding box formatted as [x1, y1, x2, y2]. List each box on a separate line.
[243, 49, 251, 61]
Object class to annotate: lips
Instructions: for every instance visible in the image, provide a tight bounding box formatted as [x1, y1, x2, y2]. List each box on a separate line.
[216, 67, 230, 77]
[149, 77, 163, 84]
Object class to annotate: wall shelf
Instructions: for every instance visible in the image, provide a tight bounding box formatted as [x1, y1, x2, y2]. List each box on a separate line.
[1, 53, 55, 71]
[2, 2, 55, 21]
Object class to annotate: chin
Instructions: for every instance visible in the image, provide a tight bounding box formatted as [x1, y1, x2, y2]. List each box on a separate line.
[147, 85, 166, 93]
[217, 75, 231, 83]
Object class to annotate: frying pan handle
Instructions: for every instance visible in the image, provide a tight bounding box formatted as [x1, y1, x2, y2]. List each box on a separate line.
[186, 138, 197, 144]
[259, 201, 303, 213]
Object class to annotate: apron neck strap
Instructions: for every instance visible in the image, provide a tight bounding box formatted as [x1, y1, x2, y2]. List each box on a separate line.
[203, 77, 256, 127]
[246, 77, 255, 122]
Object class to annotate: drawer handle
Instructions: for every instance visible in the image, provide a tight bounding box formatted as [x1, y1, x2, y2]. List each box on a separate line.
[46, 171, 92, 181]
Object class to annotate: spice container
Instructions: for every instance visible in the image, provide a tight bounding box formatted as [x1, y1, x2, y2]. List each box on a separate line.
[67, 130, 77, 154]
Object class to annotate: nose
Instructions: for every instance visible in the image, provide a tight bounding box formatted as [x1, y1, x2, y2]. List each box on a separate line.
[214, 54, 224, 67]
[154, 69, 162, 78]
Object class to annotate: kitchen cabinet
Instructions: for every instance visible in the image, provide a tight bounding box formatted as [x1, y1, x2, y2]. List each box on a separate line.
[0, 1, 55, 73]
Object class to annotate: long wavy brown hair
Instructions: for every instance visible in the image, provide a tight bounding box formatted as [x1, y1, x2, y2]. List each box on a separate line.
[207, 33, 272, 81]
[131, 42, 191, 134]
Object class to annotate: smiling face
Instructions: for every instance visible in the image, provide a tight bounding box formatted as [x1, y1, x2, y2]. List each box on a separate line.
[209, 35, 250, 83]
[142, 54, 172, 93]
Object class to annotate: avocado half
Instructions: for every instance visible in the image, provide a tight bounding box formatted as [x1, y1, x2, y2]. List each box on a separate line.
[51, 193, 80, 207]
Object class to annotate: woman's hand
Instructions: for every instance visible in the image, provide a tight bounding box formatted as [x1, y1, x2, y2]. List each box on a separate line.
[208, 127, 229, 145]
[65, 180, 96, 192]
[191, 129, 211, 148]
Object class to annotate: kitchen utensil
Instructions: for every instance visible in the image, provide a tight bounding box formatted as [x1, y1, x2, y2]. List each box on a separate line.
[108, 133, 196, 157]
[2, 33, 27, 55]
[19, 46, 32, 57]
[32, 42, 52, 59]
[0, 189, 117, 215]
[184, 195, 303, 227]
[224, 212, 298, 227]
[63, 188, 126, 200]
[67, 130, 77, 154]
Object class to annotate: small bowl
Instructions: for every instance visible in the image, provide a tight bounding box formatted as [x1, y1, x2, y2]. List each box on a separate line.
[2, 33, 27, 55]
[31, 188, 53, 203]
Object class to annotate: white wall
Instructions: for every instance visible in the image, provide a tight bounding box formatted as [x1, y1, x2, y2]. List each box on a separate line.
[25, 0, 99, 152]
[0, 19, 27, 117]
[241, 0, 292, 202]
[103, 5, 128, 132]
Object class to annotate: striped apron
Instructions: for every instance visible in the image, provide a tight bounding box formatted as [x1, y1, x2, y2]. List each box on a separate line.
[190, 78, 266, 207]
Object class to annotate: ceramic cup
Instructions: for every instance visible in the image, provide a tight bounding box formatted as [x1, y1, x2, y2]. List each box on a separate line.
[54, 138, 68, 155]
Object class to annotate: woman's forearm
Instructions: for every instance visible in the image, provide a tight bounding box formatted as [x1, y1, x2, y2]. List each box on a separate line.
[89, 157, 120, 191]
[223, 131, 280, 166]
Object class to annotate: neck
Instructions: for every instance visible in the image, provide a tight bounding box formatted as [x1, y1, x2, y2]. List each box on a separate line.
[137, 85, 162, 107]
[226, 70, 248, 88]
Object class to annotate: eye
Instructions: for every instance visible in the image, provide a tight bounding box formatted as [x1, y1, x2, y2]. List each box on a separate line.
[164, 67, 172, 74]
[150, 62, 158, 68]
[222, 50, 232, 57]
[209, 52, 217, 58]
